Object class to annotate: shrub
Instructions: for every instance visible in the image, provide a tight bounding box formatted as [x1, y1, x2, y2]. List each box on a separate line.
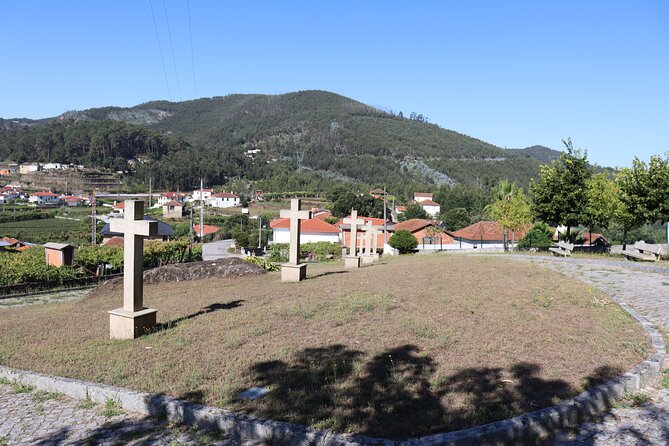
[517, 222, 554, 249]
[389, 230, 418, 254]
[268, 242, 341, 263]
[244, 256, 279, 272]
[0, 247, 85, 286]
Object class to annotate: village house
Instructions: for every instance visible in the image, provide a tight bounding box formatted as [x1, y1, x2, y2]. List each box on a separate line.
[191, 188, 213, 202]
[394, 219, 453, 250]
[157, 192, 187, 206]
[337, 216, 394, 251]
[19, 163, 41, 174]
[311, 208, 333, 220]
[162, 200, 184, 219]
[417, 199, 440, 218]
[61, 196, 84, 207]
[1, 237, 33, 251]
[1, 186, 26, 200]
[271, 217, 341, 244]
[29, 191, 60, 205]
[43, 162, 65, 170]
[209, 192, 240, 208]
[0, 169, 12, 176]
[448, 221, 529, 250]
[413, 192, 433, 202]
[110, 201, 125, 216]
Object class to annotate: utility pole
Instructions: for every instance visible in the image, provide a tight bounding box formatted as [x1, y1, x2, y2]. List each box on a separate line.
[189, 205, 194, 260]
[148, 177, 152, 208]
[91, 191, 97, 245]
[383, 186, 388, 245]
[258, 216, 262, 249]
[199, 178, 204, 239]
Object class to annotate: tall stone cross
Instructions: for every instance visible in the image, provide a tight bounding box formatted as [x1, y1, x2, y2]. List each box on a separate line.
[108, 200, 158, 339]
[343, 210, 365, 269]
[279, 198, 311, 282]
[360, 221, 377, 265]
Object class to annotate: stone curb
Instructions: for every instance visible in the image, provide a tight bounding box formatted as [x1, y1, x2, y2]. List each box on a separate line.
[0, 262, 665, 445]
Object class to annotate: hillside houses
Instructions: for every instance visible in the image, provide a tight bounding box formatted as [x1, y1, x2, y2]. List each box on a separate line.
[209, 192, 240, 208]
[28, 191, 60, 205]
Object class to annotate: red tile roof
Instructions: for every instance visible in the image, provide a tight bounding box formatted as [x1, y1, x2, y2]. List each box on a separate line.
[212, 192, 239, 198]
[449, 221, 529, 241]
[113, 202, 125, 209]
[162, 200, 183, 207]
[162, 192, 186, 199]
[271, 217, 340, 234]
[63, 196, 83, 202]
[194, 224, 221, 236]
[418, 199, 440, 206]
[104, 236, 125, 247]
[32, 191, 58, 197]
[394, 219, 434, 233]
[414, 193, 433, 198]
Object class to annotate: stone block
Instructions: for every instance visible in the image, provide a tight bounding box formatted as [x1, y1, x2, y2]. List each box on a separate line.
[344, 255, 361, 269]
[108, 307, 157, 339]
[281, 263, 307, 282]
[361, 255, 375, 265]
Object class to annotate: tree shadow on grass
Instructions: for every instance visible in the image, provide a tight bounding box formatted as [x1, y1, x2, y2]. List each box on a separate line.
[156, 299, 244, 331]
[237, 344, 625, 440]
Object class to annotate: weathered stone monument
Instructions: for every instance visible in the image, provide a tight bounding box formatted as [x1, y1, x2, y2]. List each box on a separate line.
[369, 225, 381, 261]
[280, 198, 311, 282]
[361, 221, 375, 265]
[108, 200, 158, 340]
[343, 210, 365, 269]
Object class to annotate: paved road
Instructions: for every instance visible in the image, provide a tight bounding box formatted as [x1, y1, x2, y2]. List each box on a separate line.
[202, 239, 243, 261]
[1, 255, 669, 445]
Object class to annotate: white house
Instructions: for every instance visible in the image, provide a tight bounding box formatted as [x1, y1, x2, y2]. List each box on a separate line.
[418, 199, 441, 217]
[19, 163, 41, 174]
[414, 192, 433, 203]
[191, 189, 213, 202]
[270, 217, 340, 244]
[209, 192, 240, 208]
[61, 196, 84, 207]
[29, 191, 60, 205]
[43, 163, 64, 170]
[157, 192, 187, 206]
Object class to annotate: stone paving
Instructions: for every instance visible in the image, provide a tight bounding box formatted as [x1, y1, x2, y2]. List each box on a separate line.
[516, 256, 669, 446]
[1, 255, 669, 445]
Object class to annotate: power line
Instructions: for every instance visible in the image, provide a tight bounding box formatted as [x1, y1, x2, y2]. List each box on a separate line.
[187, 0, 197, 98]
[161, 0, 182, 100]
[148, 0, 172, 100]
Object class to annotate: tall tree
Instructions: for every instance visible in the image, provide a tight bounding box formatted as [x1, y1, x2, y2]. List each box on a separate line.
[529, 138, 593, 241]
[582, 173, 621, 244]
[486, 180, 532, 251]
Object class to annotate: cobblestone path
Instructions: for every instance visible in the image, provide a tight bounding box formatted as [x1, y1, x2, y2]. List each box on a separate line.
[516, 256, 669, 446]
[0, 382, 243, 445]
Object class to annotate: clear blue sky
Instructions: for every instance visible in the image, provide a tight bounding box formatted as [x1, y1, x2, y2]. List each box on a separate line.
[1, 1, 667, 168]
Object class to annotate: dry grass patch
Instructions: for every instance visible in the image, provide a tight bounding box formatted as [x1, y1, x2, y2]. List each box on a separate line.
[0, 255, 649, 439]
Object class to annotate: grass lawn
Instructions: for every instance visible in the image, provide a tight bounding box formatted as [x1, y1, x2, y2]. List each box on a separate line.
[0, 255, 649, 439]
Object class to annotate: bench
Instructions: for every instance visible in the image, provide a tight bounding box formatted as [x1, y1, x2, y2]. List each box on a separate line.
[549, 241, 574, 257]
[621, 241, 661, 262]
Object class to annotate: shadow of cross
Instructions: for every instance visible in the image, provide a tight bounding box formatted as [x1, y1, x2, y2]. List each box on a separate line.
[108, 200, 158, 339]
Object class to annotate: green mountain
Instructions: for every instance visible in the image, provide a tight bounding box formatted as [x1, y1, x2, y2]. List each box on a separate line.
[1, 90, 558, 193]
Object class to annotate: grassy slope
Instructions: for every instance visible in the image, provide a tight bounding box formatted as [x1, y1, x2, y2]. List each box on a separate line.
[0, 255, 647, 439]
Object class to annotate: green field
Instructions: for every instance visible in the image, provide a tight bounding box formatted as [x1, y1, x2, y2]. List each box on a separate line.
[0, 217, 88, 245]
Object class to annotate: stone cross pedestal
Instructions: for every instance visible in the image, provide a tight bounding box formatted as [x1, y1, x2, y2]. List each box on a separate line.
[108, 200, 158, 339]
[343, 210, 365, 269]
[279, 198, 311, 282]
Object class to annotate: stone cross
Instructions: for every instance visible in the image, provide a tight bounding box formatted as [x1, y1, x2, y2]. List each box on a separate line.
[343, 209, 365, 269]
[362, 221, 374, 256]
[108, 200, 158, 339]
[369, 225, 381, 255]
[279, 198, 311, 282]
[343, 210, 365, 256]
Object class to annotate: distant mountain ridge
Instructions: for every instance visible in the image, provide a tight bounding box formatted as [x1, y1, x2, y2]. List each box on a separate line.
[1, 90, 565, 191]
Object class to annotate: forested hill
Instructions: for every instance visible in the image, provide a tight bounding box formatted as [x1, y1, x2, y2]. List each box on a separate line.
[1, 90, 557, 192]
